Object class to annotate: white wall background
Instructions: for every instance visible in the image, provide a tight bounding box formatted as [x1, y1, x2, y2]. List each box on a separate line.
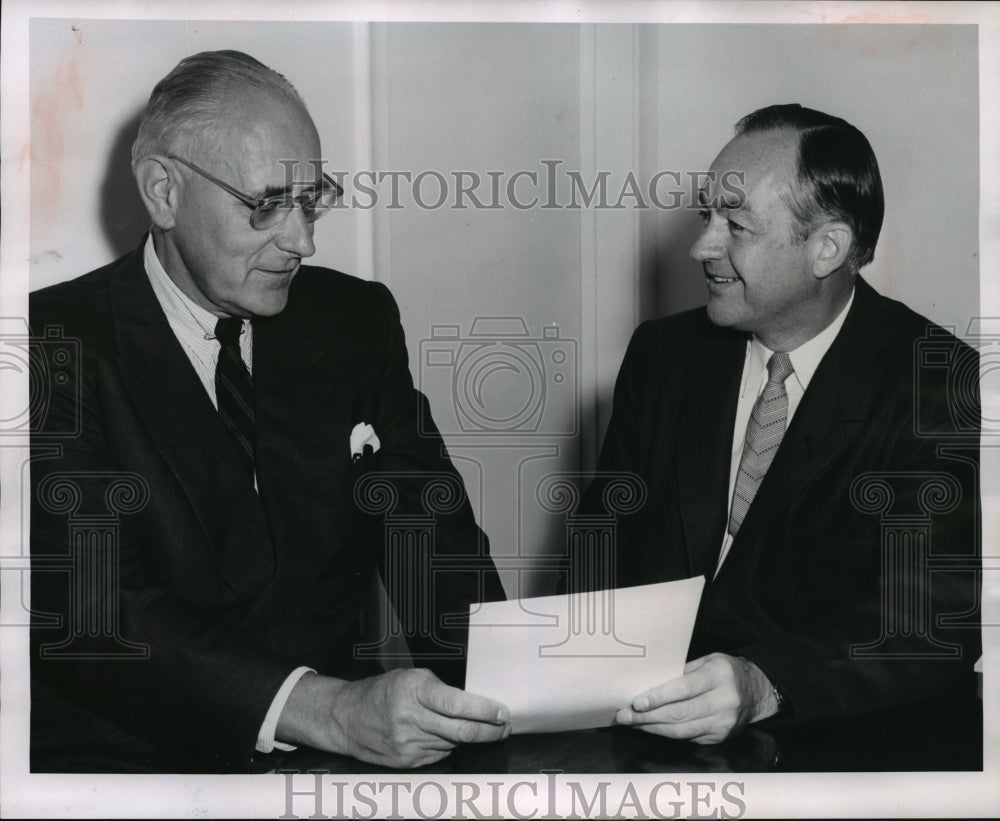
[28, 20, 979, 598]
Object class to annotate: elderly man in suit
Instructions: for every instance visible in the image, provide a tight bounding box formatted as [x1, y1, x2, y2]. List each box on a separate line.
[574, 105, 980, 744]
[29, 50, 509, 773]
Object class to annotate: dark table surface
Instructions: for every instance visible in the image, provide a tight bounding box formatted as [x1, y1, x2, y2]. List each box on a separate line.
[275, 688, 983, 775]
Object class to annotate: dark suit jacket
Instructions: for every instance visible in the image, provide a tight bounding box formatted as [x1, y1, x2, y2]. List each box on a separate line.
[574, 277, 980, 724]
[29, 244, 504, 772]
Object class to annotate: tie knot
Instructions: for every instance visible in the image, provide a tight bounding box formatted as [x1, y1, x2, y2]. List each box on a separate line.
[766, 351, 794, 384]
[215, 317, 244, 350]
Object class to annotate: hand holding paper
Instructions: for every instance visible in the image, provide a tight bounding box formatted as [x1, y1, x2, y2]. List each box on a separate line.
[465, 577, 705, 734]
[278, 668, 510, 769]
[616, 652, 779, 743]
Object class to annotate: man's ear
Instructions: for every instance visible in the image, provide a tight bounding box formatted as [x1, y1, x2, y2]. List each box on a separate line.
[811, 222, 853, 279]
[135, 155, 180, 230]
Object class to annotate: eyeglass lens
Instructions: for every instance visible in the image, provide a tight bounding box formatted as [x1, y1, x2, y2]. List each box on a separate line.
[250, 182, 340, 229]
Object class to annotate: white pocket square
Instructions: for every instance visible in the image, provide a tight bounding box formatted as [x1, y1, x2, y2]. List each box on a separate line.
[350, 422, 381, 462]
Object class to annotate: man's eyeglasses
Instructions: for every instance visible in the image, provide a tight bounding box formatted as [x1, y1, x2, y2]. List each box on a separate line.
[168, 155, 343, 230]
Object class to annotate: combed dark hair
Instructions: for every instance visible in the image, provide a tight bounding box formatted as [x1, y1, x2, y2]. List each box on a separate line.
[131, 50, 304, 170]
[736, 104, 884, 271]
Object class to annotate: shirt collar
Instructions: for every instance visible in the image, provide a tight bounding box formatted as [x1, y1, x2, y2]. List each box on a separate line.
[747, 287, 856, 394]
[143, 233, 223, 341]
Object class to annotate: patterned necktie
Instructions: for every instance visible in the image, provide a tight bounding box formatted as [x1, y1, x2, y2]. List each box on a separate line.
[214, 316, 256, 482]
[728, 351, 794, 536]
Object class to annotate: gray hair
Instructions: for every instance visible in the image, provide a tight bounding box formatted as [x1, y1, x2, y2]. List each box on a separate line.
[130, 50, 305, 170]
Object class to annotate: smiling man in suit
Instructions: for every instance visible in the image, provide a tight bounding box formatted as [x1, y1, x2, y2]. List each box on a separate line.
[29, 50, 509, 773]
[574, 105, 980, 744]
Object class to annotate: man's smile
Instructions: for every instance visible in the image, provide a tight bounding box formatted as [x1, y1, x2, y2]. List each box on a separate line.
[704, 267, 740, 286]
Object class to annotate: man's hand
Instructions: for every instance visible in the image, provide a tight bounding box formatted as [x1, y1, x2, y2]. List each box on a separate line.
[278, 668, 510, 768]
[615, 653, 778, 744]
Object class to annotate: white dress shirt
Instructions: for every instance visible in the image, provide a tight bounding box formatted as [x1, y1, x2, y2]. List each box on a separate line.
[143, 236, 254, 401]
[143, 235, 312, 754]
[716, 289, 856, 571]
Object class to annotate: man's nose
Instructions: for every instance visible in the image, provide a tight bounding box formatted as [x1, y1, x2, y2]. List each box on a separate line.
[690, 218, 725, 263]
[276, 206, 316, 258]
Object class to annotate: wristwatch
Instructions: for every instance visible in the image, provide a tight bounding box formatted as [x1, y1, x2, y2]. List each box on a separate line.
[771, 683, 787, 715]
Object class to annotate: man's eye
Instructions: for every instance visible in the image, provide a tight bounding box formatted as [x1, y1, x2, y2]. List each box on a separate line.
[298, 192, 322, 210]
[697, 209, 710, 224]
[728, 220, 746, 235]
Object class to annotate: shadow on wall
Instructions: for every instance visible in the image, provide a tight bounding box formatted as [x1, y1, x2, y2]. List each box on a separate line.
[577, 212, 707, 501]
[100, 108, 148, 256]
[639, 213, 706, 326]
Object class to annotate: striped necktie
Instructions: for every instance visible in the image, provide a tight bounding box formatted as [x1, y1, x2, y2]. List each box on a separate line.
[214, 316, 256, 482]
[728, 351, 794, 536]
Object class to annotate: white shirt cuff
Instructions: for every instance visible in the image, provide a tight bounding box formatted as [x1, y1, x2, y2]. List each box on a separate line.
[255, 666, 316, 754]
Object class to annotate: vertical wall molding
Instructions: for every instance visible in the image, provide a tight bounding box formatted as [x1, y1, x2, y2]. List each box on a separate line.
[368, 22, 392, 289]
[578, 24, 599, 474]
[352, 21, 375, 282]
[580, 25, 642, 471]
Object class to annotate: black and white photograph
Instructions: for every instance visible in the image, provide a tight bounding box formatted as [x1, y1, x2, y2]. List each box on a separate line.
[1, 1, 996, 817]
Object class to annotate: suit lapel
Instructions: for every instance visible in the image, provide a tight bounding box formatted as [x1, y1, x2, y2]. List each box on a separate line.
[251, 297, 367, 588]
[716, 278, 889, 574]
[675, 324, 746, 579]
[109, 247, 275, 602]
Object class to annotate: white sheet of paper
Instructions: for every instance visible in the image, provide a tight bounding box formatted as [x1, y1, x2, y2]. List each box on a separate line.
[465, 576, 705, 734]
